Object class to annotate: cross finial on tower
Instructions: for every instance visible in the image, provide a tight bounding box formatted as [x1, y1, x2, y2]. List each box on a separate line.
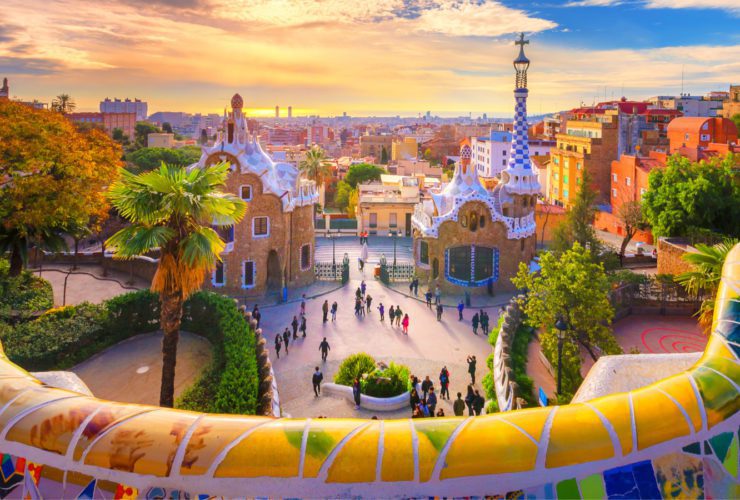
[515, 32, 529, 48]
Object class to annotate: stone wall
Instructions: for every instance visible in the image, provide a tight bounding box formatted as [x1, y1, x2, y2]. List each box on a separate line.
[243, 308, 281, 417]
[493, 296, 526, 411]
[657, 237, 697, 275]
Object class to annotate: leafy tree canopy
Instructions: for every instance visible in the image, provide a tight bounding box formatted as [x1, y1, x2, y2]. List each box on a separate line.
[344, 163, 385, 188]
[0, 100, 122, 275]
[334, 180, 354, 211]
[642, 154, 739, 238]
[134, 122, 161, 150]
[125, 146, 202, 174]
[551, 168, 604, 257]
[511, 243, 621, 397]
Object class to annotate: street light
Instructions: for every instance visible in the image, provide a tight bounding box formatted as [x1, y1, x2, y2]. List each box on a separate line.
[326, 231, 337, 279]
[554, 316, 568, 397]
[388, 230, 398, 266]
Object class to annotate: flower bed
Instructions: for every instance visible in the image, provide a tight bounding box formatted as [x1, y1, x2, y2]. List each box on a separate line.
[334, 352, 410, 398]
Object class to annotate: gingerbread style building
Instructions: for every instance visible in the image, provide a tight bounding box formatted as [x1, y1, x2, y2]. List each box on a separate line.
[193, 94, 319, 297]
[411, 34, 538, 294]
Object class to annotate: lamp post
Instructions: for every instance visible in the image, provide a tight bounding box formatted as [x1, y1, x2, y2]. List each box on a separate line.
[554, 316, 568, 397]
[326, 231, 337, 279]
[388, 230, 398, 266]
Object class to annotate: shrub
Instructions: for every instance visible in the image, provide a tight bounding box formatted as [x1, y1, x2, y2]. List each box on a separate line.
[334, 353, 377, 386]
[0, 259, 53, 318]
[362, 362, 409, 398]
[335, 353, 410, 398]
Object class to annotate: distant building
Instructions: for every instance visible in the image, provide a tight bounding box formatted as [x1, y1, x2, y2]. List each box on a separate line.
[718, 85, 740, 119]
[307, 123, 332, 146]
[67, 112, 136, 138]
[100, 98, 148, 121]
[0, 78, 8, 101]
[148, 112, 190, 130]
[275, 105, 280, 118]
[647, 94, 724, 117]
[471, 130, 553, 178]
[356, 175, 421, 237]
[667, 117, 738, 154]
[359, 134, 394, 161]
[392, 159, 442, 177]
[287, 106, 293, 119]
[391, 137, 418, 161]
[195, 93, 319, 297]
[147, 133, 175, 148]
[265, 127, 306, 146]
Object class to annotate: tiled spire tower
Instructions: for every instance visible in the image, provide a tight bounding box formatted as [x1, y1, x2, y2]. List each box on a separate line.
[501, 33, 541, 196]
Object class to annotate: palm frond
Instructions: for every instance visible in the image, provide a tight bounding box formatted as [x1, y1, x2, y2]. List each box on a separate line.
[106, 225, 175, 258]
[179, 226, 224, 268]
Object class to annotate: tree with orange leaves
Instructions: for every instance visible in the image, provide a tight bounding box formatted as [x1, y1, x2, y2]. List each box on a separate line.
[0, 100, 122, 276]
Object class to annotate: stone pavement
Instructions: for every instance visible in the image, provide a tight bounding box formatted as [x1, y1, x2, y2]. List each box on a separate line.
[72, 331, 212, 405]
[32, 264, 147, 306]
[259, 263, 498, 418]
[384, 281, 516, 309]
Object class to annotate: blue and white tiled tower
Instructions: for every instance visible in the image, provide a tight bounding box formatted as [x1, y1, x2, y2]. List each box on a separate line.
[501, 33, 541, 196]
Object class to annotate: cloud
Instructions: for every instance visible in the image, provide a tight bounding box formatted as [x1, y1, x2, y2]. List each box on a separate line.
[0, 23, 23, 43]
[563, 0, 623, 6]
[0, 56, 66, 75]
[644, 0, 740, 12]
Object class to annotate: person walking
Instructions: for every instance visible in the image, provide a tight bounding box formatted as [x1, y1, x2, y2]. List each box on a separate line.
[409, 388, 420, 416]
[352, 378, 361, 409]
[480, 310, 489, 335]
[291, 315, 299, 339]
[360, 280, 366, 296]
[401, 314, 409, 334]
[319, 337, 330, 361]
[252, 305, 261, 329]
[300, 315, 307, 338]
[421, 375, 432, 398]
[453, 392, 466, 416]
[354, 297, 361, 316]
[473, 390, 484, 416]
[457, 300, 464, 321]
[312, 366, 323, 397]
[434, 285, 441, 305]
[282, 329, 290, 354]
[472, 312, 479, 335]
[358, 258, 364, 271]
[388, 305, 395, 324]
[465, 385, 475, 416]
[365, 294, 372, 312]
[274, 334, 282, 359]
[359, 297, 366, 316]
[300, 295, 306, 316]
[331, 302, 338, 321]
[467, 355, 477, 385]
[322, 300, 329, 323]
[425, 290, 433, 309]
[439, 366, 450, 400]
[413, 278, 419, 296]
[395, 306, 403, 327]
[355, 287, 362, 300]
[378, 302, 385, 321]
[427, 387, 437, 415]
[436, 303, 443, 321]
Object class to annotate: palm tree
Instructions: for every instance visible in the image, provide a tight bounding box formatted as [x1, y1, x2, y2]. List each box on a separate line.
[676, 238, 738, 334]
[106, 162, 246, 407]
[299, 145, 333, 185]
[51, 94, 76, 114]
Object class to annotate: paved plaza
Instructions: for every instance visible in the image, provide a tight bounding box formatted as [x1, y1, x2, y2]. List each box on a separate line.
[314, 235, 413, 264]
[258, 264, 499, 418]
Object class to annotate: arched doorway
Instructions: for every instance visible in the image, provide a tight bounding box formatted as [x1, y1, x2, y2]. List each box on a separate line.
[266, 250, 282, 291]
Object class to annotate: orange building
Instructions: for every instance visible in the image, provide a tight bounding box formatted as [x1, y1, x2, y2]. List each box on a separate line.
[68, 112, 136, 138]
[667, 117, 738, 153]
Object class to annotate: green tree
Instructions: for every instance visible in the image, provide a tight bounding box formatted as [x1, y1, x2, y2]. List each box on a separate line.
[133, 122, 161, 150]
[675, 238, 738, 333]
[380, 146, 389, 165]
[642, 154, 739, 238]
[344, 163, 385, 188]
[0, 100, 121, 276]
[334, 180, 353, 211]
[112, 127, 130, 146]
[50, 94, 76, 114]
[511, 243, 621, 397]
[551, 168, 603, 256]
[161, 122, 173, 134]
[125, 146, 202, 174]
[106, 163, 246, 407]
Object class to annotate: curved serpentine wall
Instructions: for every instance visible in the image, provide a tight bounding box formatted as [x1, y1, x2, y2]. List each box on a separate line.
[0, 247, 738, 498]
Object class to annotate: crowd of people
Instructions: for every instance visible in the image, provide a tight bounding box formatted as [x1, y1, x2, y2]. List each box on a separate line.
[408, 355, 485, 418]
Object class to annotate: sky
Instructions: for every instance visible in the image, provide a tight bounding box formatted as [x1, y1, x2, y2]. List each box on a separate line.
[1, 0, 739, 117]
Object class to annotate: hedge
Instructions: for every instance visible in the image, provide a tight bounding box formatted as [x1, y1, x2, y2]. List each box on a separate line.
[0, 289, 259, 415]
[0, 259, 53, 318]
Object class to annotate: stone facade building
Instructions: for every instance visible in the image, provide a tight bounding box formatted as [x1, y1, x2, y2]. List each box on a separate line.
[411, 34, 538, 294]
[194, 94, 319, 298]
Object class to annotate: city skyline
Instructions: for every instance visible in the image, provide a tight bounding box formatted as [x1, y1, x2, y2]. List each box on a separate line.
[2, 0, 739, 116]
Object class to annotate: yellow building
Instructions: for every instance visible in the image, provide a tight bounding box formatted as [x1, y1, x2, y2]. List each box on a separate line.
[356, 175, 420, 236]
[719, 85, 740, 119]
[359, 134, 394, 161]
[391, 137, 418, 161]
[548, 112, 618, 207]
